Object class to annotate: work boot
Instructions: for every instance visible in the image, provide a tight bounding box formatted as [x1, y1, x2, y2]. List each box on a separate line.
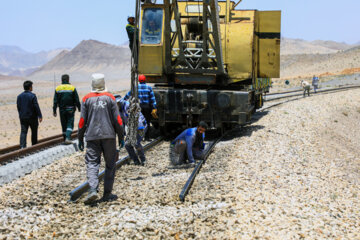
[134, 160, 141, 165]
[64, 138, 72, 145]
[102, 192, 118, 202]
[84, 189, 98, 204]
[140, 156, 146, 166]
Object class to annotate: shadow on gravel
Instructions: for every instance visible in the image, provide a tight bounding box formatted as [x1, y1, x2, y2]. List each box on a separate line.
[222, 125, 265, 142]
[251, 110, 270, 124]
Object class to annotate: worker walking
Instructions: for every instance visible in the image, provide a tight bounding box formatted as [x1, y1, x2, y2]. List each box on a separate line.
[78, 73, 124, 204]
[170, 121, 208, 166]
[126, 16, 138, 51]
[53, 74, 81, 144]
[124, 74, 157, 140]
[301, 80, 311, 97]
[117, 97, 147, 166]
[312, 75, 319, 93]
[17, 81, 43, 148]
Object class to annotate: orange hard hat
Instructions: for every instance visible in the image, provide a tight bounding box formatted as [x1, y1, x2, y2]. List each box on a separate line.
[139, 74, 146, 82]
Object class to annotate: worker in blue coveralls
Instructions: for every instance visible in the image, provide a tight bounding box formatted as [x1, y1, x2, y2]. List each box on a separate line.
[123, 74, 157, 140]
[170, 121, 208, 166]
[312, 75, 319, 93]
[116, 96, 148, 166]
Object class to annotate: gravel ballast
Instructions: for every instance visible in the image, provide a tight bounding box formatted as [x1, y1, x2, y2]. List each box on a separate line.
[0, 89, 359, 239]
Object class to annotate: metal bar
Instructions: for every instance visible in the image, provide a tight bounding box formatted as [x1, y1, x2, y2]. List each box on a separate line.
[210, 0, 226, 74]
[173, 1, 186, 68]
[265, 85, 360, 102]
[164, 0, 172, 74]
[169, 68, 220, 74]
[179, 135, 223, 202]
[179, 160, 204, 202]
[267, 85, 360, 97]
[0, 131, 78, 155]
[69, 136, 163, 202]
[0, 132, 78, 164]
[232, 0, 242, 10]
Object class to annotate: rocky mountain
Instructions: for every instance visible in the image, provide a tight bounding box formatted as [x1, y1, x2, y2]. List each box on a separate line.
[0, 74, 24, 81]
[280, 38, 356, 55]
[280, 45, 360, 79]
[3, 37, 358, 82]
[29, 40, 131, 82]
[0, 46, 68, 76]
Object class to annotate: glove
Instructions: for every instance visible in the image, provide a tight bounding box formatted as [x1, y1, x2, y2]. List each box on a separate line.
[151, 109, 158, 119]
[119, 139, 125, 149]
[78, 139, 84, 151]
[53, 112, 57, 117]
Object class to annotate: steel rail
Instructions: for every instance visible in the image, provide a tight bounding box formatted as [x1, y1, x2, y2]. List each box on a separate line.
[265, 85, 360, 102]
[0, 132, 78, 164]
[68, 136, 164, 202]
[265, 89, 303, 96]
[261, 85, 360, 112]
[178, 85, 360, 202]
[0, 130, 78, 155]
[179, 134, 225, 202]
[266, 84, 360, 97]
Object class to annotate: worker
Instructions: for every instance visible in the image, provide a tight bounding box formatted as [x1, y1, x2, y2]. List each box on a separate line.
[143, 19, 161, 43]
[53, 74, 81, 144]
[17, 80, 43, 148]
[312, 75, 319, 93]
[126, 16, 138, 51]
[146, 20, 160, 35]
[78, 73, 124, 204]
[117, 96, 147, 166]
[170, 121, 208, 166]
[301, 80, 311, 97]
[123, 74, 157, 140]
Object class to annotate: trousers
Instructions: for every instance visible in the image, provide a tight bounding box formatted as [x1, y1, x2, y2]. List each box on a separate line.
[170, 140, 204, 165]
[313, 84, 319, 93]
[303, 86, 310, 97]
[85, 138, 117, 194]
[20, 118, 38, 148]
[59, 109, 75, 140]
[125, 129, 146, 165]
[140, 104, 152, 139]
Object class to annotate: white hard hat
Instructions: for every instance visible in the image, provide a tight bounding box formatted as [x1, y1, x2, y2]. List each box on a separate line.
[91, 73, 107, 93]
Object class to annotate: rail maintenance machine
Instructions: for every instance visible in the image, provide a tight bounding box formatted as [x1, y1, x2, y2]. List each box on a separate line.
[136, 0, 281, 131]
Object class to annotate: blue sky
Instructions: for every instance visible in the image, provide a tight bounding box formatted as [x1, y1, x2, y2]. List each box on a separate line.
[1, 0, 359, 52]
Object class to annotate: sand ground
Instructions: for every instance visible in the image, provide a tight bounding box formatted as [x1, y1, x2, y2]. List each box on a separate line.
[0, 79, 129, 148]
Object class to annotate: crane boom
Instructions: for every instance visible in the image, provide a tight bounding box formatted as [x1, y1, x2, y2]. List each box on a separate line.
[164, 0, 225, 75]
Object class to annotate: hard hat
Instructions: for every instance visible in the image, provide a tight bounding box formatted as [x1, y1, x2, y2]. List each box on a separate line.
[127, 16, 135, 20]
[91, 73, 107, 92]
[139, 74, 146, 83]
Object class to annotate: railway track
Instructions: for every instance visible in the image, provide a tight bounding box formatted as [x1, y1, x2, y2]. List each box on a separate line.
[68, 84, 360, 203]
[178, 85, 360, 201]
[69, 136, 164, 202]
[179, 133, 225, 202]
[0, 131, 78, 164]
[2, 84, 360, 201]
[69, 130, 226, 203]
[264, 84, 360, 102]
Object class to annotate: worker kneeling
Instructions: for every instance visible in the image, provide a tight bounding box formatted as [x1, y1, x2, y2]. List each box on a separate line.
[170, 121, 208, 166]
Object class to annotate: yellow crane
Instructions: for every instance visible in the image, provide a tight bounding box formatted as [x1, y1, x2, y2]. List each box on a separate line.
[133, 0, 281, 130]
